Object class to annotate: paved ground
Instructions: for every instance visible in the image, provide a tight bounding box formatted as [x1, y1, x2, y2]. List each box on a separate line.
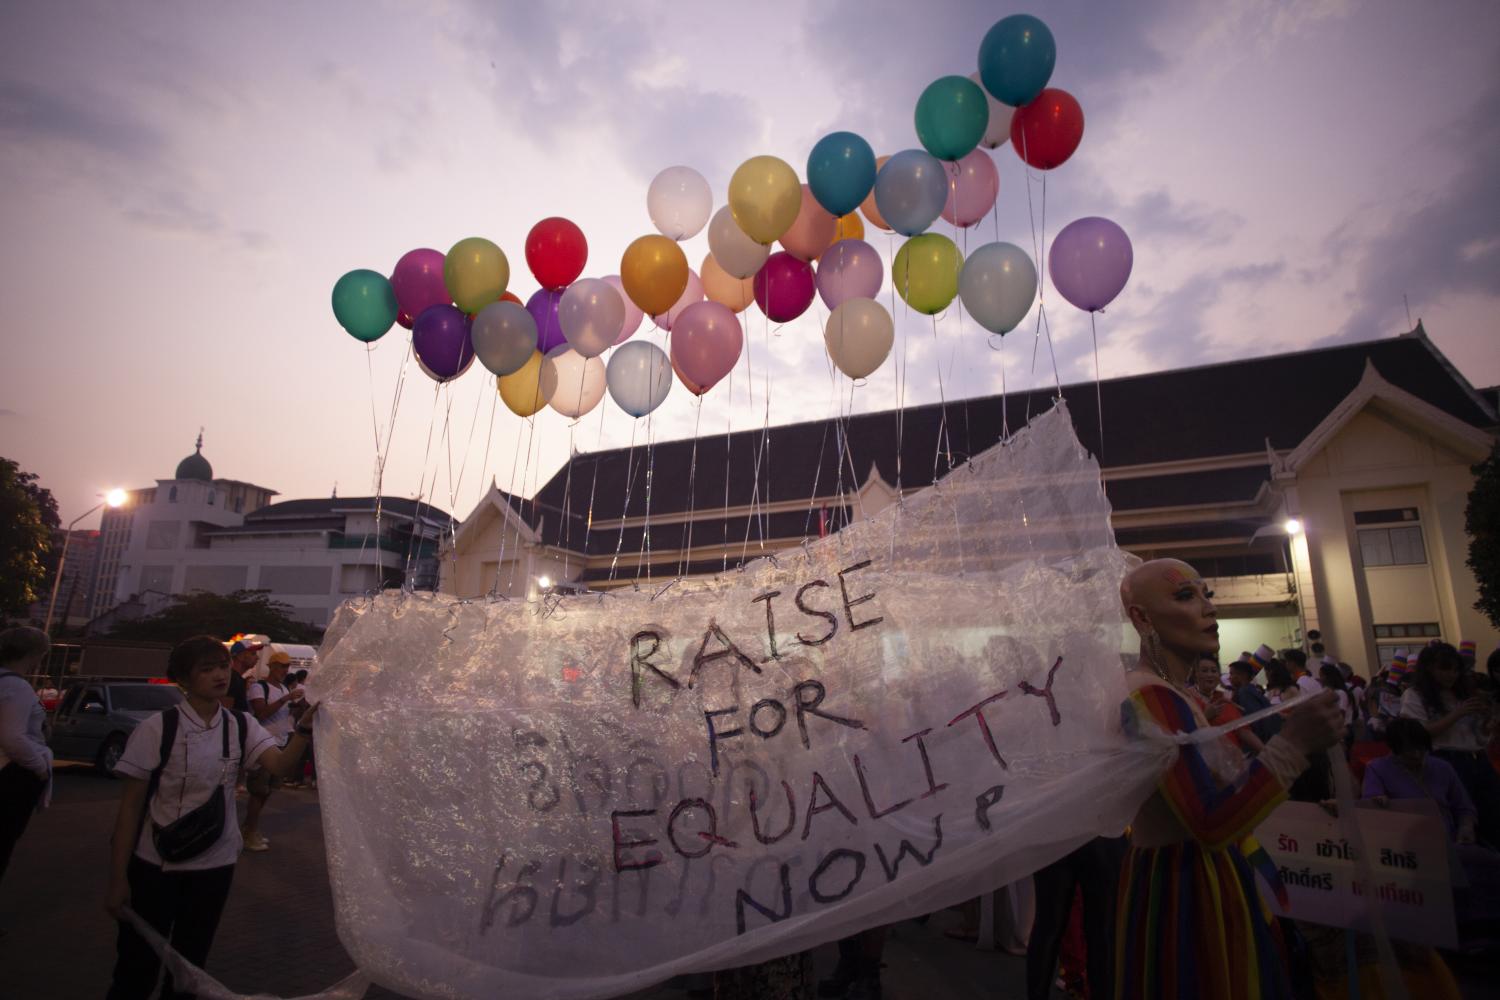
[0, 764, 1029, 1000]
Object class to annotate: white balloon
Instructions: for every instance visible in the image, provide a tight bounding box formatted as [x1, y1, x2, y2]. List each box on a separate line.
[540, 349, 607, 418]
[651, 268, 704, 332]
[823, 298, 894, 380]
[647, 165, 712, 241]
[970, 71, 1015, 149]
[959, 242, 1037, 336]
[606, 340, 673, 417]
[707, 205, 770, 279]
[558, 278, 624, 358]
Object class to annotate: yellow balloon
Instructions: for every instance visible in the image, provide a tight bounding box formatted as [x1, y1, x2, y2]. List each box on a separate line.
[892, 234, 962, 315]
[444, 237, 510, 314]
[620, 234, 689, 316]
[701, 253, 755, 313]
[728, 155, 802, 244]
[497, 351, 551, 417]
[833, 212, 865, 244]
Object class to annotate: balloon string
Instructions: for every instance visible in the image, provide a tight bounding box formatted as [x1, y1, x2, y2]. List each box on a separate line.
[508, 412, 540, 597]
[676, 397, 704, 580]
[402, 382, 445, 592]
[890, 230, 905, 504]
[1090, 311, 1104, 461]
[720, 365, 734, 574]
[361, 340, 411, 588]
[558, 420, 577, 581]
[736, 318, 762, 569]
[445, 372, 488, 561]
[999, 333, 1009, 440]
[636, 407, 656, 584]
[493, 415, 527, 596]
[801, 327, 840, 542]
[581, 391, 608, 578]
[607, 419, 639, 583]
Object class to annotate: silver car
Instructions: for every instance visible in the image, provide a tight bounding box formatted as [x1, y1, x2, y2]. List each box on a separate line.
[48, 681, 184, 774]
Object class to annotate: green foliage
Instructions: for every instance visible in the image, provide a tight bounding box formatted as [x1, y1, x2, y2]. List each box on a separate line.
[1467, 443, 1500, 629]
[0, 458, 59, 614]
[107, 590, 323, 645]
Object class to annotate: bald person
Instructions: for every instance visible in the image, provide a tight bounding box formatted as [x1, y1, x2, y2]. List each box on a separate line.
[1114, 559, 1343, 1000]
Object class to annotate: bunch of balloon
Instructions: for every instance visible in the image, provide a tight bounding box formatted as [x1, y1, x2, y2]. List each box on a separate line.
[973, 15, 1082, 172]
[959, 243, 1038, 338]
[390, 248, 449, 330]
[498, 350, 551, 418]
[412, 304, 475, 383]
[540, 349, 607, 419]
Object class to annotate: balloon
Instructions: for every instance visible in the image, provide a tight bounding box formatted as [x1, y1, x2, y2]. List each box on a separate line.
[707, 205, 770, 279]
[859, 155, 892, 232]
[806, 131, 877, 217]
[752, 252, 816, 323]
[647, 165, 712, 241]
[702, 253, 755, 313]
[497, 351, 551, 417]
[331, 269, 397, 343]
[873, 150, 948, 237]
[412, 304, 475, 382]
[958, 242, 1037, 335]
[892, 233, 962, 315]
[831, 212, 865, 246]
[525, 288, 568, 355]
[824, 298, 894, 379]
[651, 268, 704, 332]
[978, 14, 1056, 106]
[671, 354, 708, 396]
[443, 237, 510, 314]
[778, 185, 838, 261]
[390, 249, 450, 321]
[941, 148, 1000, 228]
[558, 277, 625, 358]
[969, 72, 1015, 149]
[1049, 217, 1133, 312]
[606, 340, 673, 417]
[540, 349, 606, 418]
[602, 275, 643, 345]
[501, 290, 523, 305]
[728, 155, 801, 244]
[670, 301, 742, 394]
[525, 217, 587, 290]
[470, 300, 537, 376]
[816, 239, 883, 311]
[397, 310, 414, 330]
[1011, 88, 1084, 170]
[914, 75, 989, 161]
[620, 234, 689, 316]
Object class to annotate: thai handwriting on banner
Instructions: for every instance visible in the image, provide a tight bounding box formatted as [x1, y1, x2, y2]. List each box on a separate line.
[1275, 833, 1421, 872]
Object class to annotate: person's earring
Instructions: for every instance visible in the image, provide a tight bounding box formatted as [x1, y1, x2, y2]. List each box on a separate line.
[1144, 628, 1169, 682]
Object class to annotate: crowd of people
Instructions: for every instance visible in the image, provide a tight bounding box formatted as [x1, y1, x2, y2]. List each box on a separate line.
[3, 559, 1500, 998]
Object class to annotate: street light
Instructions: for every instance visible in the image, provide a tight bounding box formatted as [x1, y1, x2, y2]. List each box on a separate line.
[43, 489, 125, 637]
[537, 575, 553, 591]
[1284, 518, 1303, 534]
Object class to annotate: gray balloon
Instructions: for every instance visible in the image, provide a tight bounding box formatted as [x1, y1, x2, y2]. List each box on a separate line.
[959, 242, 1037, 335]
[470, 301, 537, 376]
[872, 149, 948, 237]
[606, 340, 672, 417]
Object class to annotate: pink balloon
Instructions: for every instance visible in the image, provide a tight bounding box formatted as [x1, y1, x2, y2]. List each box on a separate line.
[651, 268, 704, 332]
[778, 184, 838, 261]
[603, 274, 644, 344]
[390, 249, 450, 320]
[941, 150, 1000, 228]
[815, 239, 884, 311]
[752, 252, 816, 322]
[670, 300, 742, 393]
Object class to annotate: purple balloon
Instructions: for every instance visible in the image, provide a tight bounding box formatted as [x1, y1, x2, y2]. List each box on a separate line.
[753, 252, 816, 323]
[671, 300, 742, 393]
[412, 304, 475, 382]
[390, 248, 450, 320]
[1048, 217, 1133, 312]
[816, 239, 883, 311]
[526, 288, 568, 355]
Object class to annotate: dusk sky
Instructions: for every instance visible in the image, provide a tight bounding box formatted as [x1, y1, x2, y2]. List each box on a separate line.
[3, 1, 1497, 528]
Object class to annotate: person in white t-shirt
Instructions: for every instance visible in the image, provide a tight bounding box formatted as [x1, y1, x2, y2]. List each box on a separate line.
[1399, 642, 1500, 846]
[104, 636, 315, 999]
[241, 650, 304, 852]
[1284, 648, 1323, 697]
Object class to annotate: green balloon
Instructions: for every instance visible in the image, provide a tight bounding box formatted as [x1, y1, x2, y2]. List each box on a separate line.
[893, 234, 962, 315]
[914, 75, 989, 161]
[332, 269, 399, 343]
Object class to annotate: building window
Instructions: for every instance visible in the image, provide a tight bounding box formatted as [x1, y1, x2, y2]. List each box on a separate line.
[1373, 622, 1441, 640]
[234, 496, 243, 513]
[208, 489, 216, 506]
[1355, 507, 1426, 567]
[169, 486, 178, 503]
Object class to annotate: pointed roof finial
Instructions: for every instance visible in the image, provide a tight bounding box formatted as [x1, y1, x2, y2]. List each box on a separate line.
[196, 428, 204, 453]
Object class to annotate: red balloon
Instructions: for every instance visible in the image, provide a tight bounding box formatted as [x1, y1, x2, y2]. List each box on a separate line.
[500, 290, 523, 305]
[525, 217, 588, 290]
[752, 252, 816, 323]
[1010, 88, 1084, 170]
[396, 310, 414, 330]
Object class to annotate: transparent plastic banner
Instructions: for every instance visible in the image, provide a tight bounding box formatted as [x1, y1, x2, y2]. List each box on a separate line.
[306, 402, 1173, 999]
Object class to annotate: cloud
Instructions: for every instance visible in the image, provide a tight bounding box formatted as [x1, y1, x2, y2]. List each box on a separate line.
[0, 77, 163, 161]
[0, 408, 18, 418]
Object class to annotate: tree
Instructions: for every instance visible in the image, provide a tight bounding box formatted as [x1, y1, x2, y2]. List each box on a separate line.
[1467, 442, 1500, 629]
[0, 457, 60, 615]
[106, 590, 324, 645]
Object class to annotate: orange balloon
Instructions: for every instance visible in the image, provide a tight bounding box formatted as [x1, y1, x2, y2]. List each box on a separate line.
[859, 155, 893, 232]
[501, 290, 523, 304]
[701, 253, 755, 313]
[833, 212, 865, 243]
[778, 184, 838, 261]
[620, 235, 689, 316]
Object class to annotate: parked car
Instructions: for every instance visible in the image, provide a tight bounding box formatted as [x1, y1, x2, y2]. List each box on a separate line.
[48, 681, 182, 775]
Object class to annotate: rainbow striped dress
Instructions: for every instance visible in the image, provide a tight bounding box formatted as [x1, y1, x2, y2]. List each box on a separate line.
[1116, 683, 1293, 1000]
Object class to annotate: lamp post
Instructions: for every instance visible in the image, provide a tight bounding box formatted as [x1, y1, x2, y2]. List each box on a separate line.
[43, 488, 126, 637]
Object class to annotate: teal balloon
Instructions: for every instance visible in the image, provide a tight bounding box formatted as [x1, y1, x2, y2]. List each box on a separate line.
[332, 269, 398, 343]
[978, 14, 1056, 107]
[807, 131, 876, 217]
[914, 76, 988, 161]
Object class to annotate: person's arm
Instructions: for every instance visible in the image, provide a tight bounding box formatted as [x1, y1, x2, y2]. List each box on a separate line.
[248, 684, 295, 722]
[105, 778, 148, 917]
[0, 685, 51, 778]
[248, 704, 319, 779]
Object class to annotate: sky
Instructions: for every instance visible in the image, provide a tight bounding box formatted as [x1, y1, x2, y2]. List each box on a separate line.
[2, 0, 1497, 528]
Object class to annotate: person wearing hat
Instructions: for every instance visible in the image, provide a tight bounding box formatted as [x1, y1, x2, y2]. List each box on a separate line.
[222, 639, 263, 714]
[1228, 653, 1280, 742]
[242, 650, 303, 852]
